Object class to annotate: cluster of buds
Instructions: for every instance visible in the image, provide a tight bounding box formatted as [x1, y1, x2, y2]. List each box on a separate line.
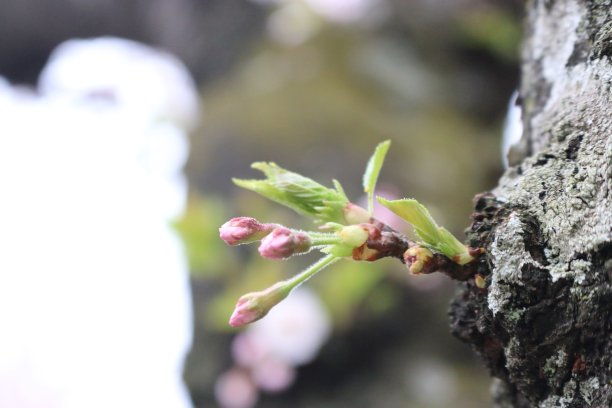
[213, 140, 490, 408]
[220, 213, 484, 327]
[219, 217, 312, 260]
[219, 140, 485, 329]
[219, 215, 383, 327]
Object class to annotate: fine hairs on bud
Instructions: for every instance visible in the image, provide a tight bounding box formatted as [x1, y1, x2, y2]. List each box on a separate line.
[258, 227, 312, 260]
[219, 217, 275, 246]
[229, 283, 289, 327]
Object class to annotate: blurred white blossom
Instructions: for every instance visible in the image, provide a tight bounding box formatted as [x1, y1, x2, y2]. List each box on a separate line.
[0, 37, 198, 408]
[39, 37, 199, 131]
[502, 90, 523, 168]
[404, 359, 459, 407]
[252, 0, 388, 46]
[267, 2, 320, 46]
[247, 287, 331, 366]
[304, 0, 384, 24]
[250, 357, 296, 393]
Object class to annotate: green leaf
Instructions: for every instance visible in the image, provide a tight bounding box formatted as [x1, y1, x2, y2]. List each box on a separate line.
[362, 140, 391, 215]
[377, 197, 473, 264]
[377, 198, 438, 241]
[233, 162, 349, 224]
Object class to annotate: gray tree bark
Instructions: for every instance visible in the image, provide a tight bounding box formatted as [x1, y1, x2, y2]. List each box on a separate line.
[449, 1, 611, 407]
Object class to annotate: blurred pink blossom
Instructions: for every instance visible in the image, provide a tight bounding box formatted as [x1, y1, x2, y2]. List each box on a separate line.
[246, 288, 331, 366]
[214, 369, 259, 408]
[251, 358, 296, 393]
[225, 288, 330, 397]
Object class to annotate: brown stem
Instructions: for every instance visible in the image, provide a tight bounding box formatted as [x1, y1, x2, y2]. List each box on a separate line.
[355, 218, 481, 281]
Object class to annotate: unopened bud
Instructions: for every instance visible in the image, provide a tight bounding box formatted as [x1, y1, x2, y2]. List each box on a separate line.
[343, 203, 371, 225]
[229, 283, 289, 327]
[339, 225, 369, 248]
[474, 274, 486, 289]
[219, 217, 275, 246]
[349, 224, 383, 261]
[453, 247, 485, 265]
[258, 227, 311, 259]
[403, 246, 434, 274]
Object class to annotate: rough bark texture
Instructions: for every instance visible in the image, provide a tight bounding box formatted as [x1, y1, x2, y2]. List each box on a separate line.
[449, 1, 611, 407]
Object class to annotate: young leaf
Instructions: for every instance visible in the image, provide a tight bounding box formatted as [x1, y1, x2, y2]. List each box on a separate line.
[362, 140, 391, 215]
[377, 197, 438, 242]
[377, 197, 473, 264]
[233, 162, 349, 224]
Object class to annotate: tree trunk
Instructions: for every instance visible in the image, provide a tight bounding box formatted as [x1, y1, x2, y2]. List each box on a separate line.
[449, 1, 611, 407]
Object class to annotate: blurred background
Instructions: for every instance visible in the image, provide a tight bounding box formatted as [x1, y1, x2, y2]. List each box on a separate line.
[0, 0, 523, 407]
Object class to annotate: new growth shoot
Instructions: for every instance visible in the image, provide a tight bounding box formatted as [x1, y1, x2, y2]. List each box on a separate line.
[219, 141, 484, 327]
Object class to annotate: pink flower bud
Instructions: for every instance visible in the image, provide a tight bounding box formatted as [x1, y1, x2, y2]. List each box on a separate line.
[229, 283, 289, 327]
[219, 217, 274, 246]
[258, 227, 311, 260]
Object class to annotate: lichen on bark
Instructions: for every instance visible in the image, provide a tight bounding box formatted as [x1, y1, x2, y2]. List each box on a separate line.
[449, 0, 611, 406]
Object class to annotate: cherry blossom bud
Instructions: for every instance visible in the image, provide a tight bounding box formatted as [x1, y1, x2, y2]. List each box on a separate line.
[229, 283, 289, 327]
[338, 225, 369, 248]
[219, 217, 275, 246]
[349, 224, 383, 261]
[258, 227, 311, 260]
[403, 246, 434, 274]
[474, 274, 486, 289]
[342, 202, 371, 225]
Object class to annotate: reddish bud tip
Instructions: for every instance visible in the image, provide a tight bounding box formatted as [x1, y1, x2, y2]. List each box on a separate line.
[258, 227, 311, 260]
[229, 296, 262, 327]
[219, 217, 274, 246]
[228, 283, 289, 327]
[469, 247, 486, 257]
